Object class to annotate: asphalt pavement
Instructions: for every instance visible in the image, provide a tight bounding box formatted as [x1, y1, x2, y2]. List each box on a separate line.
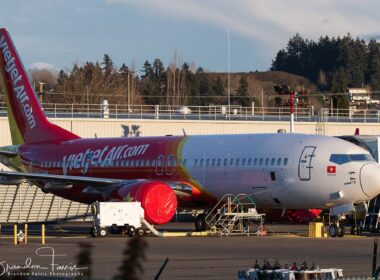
[0, 222, 377, 279]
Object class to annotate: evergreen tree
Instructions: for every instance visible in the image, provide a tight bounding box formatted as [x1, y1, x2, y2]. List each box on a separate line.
[102, 54, 114, 77]
[235, 76, 250, 106]
[367, 39, 380, 91]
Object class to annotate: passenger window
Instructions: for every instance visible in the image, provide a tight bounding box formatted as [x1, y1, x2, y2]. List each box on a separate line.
[141, 159, 145, 167]
[206, 159, 210, 166]
[125, 160, 130, 167]
[230, 158, 234, 166]
[265, 158, 269, 166]
[254, 158, 258, 166]
[130, 160, 135, 167]
[212, 159, 216, 166]
[121, 159, 125, 166]
[194, 159, 198, 167]
[271, 158, 275, 166]
[236, 158, 240, 166]
[284, 158, 288, 166]
[259, 158, 263, 166]
[200, 159, 204, 167]
[224, 158, 228, 166]
[183, 159, 187, 167]
[242, 158, 246, 166]
[151, 159, 156, 166]
[277, 158, 282, 166]
[248, 158, 252, 166]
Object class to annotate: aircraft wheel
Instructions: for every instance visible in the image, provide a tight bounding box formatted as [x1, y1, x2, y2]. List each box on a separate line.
[338, 225, 345, 237]
[128, 226, 136, 237]
[195, 214, 207, 231]
[98, 227, 107, 237]
[328, 224, 338, 237]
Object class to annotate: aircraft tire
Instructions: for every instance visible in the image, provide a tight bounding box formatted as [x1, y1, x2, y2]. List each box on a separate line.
[328, 224, 338, 237]
[338, 225, 345, 237]
[195, 214, 207, 231]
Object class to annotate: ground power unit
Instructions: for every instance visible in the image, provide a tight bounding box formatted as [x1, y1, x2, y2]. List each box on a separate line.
[91, 201, 145, 237]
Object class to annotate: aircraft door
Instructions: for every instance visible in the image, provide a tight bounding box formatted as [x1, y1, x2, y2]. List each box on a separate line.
[166, 155, 174, 176]
[156, 155, 164, 175]
[298, 146, 316, 181]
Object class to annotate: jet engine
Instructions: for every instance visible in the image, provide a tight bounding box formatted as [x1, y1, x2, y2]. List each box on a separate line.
[114, 180, 177, 225]
[0, 176, 24, 185]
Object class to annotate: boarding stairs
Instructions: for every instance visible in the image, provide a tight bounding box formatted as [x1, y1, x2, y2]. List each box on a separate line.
[205, 194, 265, 236]
[361, 195, 380, 232]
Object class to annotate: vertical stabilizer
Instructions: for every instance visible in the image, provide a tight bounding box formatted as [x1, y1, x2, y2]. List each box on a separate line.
[0, 28, 79, 144]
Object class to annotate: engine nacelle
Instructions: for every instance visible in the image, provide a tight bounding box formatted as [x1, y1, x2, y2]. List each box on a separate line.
[113, 180, 177, 225]
[0, 176, 24, 185]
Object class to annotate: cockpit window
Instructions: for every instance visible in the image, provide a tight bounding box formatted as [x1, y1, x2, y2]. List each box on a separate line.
[329, 154, 373, 165]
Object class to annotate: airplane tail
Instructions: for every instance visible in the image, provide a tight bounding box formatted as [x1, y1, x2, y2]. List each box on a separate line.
[0, 28, 79, 144]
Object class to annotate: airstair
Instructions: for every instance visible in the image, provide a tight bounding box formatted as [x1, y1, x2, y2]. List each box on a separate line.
[205, 194, 265, 236]
[361, 195, 380, 232]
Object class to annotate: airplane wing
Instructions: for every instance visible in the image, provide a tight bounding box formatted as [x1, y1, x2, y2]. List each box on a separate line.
[0, 170, 127, 195]
[0, 170, 190, 197]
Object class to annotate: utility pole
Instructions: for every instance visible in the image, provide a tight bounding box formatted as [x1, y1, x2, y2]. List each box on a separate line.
[227, 29, 231, 120]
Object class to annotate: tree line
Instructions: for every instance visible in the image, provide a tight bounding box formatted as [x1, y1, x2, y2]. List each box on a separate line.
[27, 54, 252, 107]
[271, 33, 380, 93]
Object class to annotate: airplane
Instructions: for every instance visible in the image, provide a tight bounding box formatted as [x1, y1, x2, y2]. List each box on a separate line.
[1, 27, 380, 237]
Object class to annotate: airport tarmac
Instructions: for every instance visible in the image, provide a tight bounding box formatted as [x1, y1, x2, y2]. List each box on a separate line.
[0, 222, 377, 279]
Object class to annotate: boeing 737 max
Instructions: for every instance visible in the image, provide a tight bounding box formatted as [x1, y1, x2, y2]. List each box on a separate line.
[0, 28, 380, 235]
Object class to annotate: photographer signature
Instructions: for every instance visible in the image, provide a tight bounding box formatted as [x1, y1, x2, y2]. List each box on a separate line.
[0, 247, 88, 276]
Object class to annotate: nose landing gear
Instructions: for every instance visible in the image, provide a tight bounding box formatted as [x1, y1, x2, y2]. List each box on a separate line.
[328, 223, 345, 237]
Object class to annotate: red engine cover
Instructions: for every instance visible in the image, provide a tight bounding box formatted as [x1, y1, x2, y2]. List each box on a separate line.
[115, 181, 177, 225]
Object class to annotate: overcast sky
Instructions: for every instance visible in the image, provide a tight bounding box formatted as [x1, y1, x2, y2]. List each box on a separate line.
[1, 0, 380, 73]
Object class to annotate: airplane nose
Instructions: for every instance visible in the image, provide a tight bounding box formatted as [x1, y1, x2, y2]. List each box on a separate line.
[360, 163, 380, 198]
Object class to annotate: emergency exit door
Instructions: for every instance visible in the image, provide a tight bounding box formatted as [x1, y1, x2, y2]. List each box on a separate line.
[298, 146, 316, 181]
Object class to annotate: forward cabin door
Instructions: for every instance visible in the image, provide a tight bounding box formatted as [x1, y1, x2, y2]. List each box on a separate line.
[298, 146, 316, 181]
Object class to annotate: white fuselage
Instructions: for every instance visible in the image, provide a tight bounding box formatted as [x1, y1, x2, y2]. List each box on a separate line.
[181, 133, 380, 209]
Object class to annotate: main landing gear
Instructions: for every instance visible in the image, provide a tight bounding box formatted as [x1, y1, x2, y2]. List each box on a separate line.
[195, 213, 208, 231]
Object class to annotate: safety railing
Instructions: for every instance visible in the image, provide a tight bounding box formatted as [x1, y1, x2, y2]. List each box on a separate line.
[1, 101, 380, 122]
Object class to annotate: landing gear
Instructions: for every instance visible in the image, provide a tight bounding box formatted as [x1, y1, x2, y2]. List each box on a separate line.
[195, 214, 208, 231]
[328, 224, 338, 237]
[328, 224, 344, 237]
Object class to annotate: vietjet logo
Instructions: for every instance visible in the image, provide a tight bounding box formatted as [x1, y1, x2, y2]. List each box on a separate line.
[0, 35, 36, 129]
[62, 144, 149, 175]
